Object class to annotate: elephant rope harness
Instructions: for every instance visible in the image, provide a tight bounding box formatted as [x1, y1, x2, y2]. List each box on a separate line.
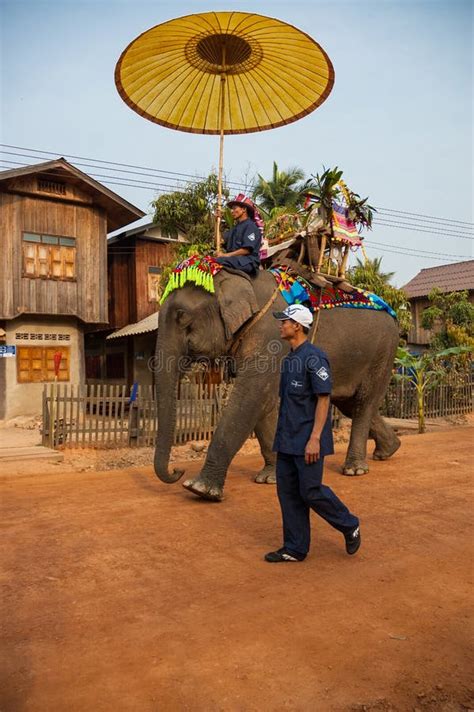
[228, 286, 323, 357]
[229, 287, 280, 358]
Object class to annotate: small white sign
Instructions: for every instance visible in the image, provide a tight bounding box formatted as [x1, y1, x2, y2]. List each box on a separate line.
[0, 345, 16, 358]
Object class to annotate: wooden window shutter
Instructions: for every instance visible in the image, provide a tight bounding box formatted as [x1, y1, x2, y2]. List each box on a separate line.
[62, 247, 76, 279]
[16, 346, 70, 383]
[38, 245, 50, 278]
[17, 346, 45, 383]
[45, 347, 70, 381]
[50, 246, 63, 278]
[23, 243, 37, 276]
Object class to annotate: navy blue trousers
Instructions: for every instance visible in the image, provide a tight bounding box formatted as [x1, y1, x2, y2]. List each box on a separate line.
[215, 255, 257, 275]
[276, 453, 359, 558]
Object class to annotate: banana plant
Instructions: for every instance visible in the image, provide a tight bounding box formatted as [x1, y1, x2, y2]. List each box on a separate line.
[394, 345, 473, 433]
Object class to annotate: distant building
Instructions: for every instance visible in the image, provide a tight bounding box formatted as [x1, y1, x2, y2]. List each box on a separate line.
[403, 260, 474, 348]
[85, 222, 187, 387]
[0, 159, 144, 419]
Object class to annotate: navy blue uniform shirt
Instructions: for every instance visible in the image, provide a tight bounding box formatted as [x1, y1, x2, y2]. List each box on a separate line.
[223, 218, 261, 270]
[273, 341, 334, 457]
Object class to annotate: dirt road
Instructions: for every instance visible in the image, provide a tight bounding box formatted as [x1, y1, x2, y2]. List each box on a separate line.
[1, 428, 473, 711]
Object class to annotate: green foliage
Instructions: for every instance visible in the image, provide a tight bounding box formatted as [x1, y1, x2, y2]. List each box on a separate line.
[303, 167, 375, 230]
[302, 167, 343, 224]
[421, 288, 474, 349]
[348, 257, 411, 334]
[394, 345, 473, 433]
[151, 173, 229, 248]
[151, 174, 230, 298]
[252, 162, 306, 212]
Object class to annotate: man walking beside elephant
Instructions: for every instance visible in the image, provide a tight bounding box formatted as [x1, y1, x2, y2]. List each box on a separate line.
[265, 304, 361, 562]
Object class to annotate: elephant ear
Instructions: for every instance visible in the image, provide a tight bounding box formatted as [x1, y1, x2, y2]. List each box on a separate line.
[214, 270, 259, 340]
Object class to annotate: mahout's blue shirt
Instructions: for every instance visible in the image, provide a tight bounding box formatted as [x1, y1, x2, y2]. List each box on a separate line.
[273, 341, 334, 457]
[223, 218, 261, 270]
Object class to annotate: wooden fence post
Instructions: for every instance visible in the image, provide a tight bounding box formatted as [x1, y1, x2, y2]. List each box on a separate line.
[42, 385, 50, 446]
[128, 383, 140, 447]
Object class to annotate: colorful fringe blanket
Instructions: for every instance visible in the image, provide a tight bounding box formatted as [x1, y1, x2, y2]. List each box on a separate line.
[269, 265, 397, 319]
[160, 255, 223, 304]
[331, 202, 363, 246]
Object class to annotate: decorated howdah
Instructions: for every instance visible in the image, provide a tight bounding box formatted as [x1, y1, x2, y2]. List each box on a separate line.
[269, 265, 396, 318]
[160, 255, 396, 320]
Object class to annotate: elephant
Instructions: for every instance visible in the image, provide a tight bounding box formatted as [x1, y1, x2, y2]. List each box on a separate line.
[153, 269, 400, 501]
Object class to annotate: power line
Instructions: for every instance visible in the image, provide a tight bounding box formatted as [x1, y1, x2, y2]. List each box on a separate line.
[1, 155, 473, 249]
[1, 142, 473, 229]
[0, 143, 247, 191]
[0, 150, 191, 189]
[373, 219, 474, 240]
[364, 239, 470, 259]
[375, 205, 473, 227]
[376, 211, 473, 232]
[363, 244, 465, 263]
[0, 159, 177, 195]
[1, 155, 468, 264]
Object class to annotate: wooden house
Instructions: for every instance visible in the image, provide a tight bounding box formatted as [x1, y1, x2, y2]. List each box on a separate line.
[0, 159, 144, 419]
[403, 260, 474, 348]
[85, 222, 187, 387]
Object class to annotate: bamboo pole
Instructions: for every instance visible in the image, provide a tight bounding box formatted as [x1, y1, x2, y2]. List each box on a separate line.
[316, 234, 327, 272]
[340, 245, 350, 278]
[215, 47, 227, 252]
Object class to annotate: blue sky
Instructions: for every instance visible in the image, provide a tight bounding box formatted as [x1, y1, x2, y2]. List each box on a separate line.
[1, 0, 472, 285]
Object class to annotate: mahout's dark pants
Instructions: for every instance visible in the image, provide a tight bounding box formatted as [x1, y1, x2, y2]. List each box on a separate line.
[276, 453, 359, 558]
[215, 255, 257, 275]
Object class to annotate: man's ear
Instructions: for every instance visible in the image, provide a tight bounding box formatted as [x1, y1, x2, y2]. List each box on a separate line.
[214, 271, 258, 340]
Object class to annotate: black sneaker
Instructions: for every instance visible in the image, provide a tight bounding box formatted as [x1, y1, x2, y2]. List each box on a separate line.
[264, 548, 305, 562]
[345, 525, 361, 555]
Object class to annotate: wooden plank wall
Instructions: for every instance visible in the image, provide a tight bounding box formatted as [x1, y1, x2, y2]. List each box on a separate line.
[1, 178, 108, 323]
[0, 192, 19, 318]
[407, 298, 432, 346]
[134, 239, 176, 322]
[107, 250, 134, 329]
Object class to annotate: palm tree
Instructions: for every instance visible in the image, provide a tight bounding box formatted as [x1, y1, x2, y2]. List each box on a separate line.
[252, 162, 306, 213]
[349, 257, 395, 292]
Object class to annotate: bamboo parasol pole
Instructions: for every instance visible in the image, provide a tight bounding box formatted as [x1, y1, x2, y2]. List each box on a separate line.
[215, 46, 227, 252]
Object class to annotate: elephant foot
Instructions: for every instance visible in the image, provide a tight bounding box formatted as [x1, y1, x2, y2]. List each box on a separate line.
[373, 437, 401, 461]
[255, 465, 276, 485]
[342, 461, 369, 477]
[182, 477, 223, 502]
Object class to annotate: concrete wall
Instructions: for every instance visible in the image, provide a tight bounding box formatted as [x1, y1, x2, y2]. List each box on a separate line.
[4, 316, 83, 418]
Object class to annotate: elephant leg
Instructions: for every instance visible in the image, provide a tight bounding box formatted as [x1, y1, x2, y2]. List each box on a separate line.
[182, 376, 270, 501]
[254, 407, 278, 484]
[369, 412, 401, 460]
[334, 396, 374, 476]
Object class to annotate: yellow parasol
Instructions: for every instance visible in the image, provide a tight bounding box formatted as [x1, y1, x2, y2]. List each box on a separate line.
[115, 11, 334, 248]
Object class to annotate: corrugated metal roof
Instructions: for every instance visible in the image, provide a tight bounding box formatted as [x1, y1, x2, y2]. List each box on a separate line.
[107, 221, 188, 244]
[403, 260, 474, 298]
[107, 311, 159, 339]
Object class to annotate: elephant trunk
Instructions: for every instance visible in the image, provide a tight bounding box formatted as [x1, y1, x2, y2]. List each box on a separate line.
[153, 332, 185, 484]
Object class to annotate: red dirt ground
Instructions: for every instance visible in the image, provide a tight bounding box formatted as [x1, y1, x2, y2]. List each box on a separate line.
[1, 428, 473, 712]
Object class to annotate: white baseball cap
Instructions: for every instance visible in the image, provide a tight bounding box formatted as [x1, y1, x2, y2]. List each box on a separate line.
[273, 304, 313, 328]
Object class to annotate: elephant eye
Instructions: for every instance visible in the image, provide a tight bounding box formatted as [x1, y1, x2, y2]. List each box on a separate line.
[176, 309, 193, 329]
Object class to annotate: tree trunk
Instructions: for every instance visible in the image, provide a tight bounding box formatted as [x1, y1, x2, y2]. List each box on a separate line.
[417, 387, 425, 434]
